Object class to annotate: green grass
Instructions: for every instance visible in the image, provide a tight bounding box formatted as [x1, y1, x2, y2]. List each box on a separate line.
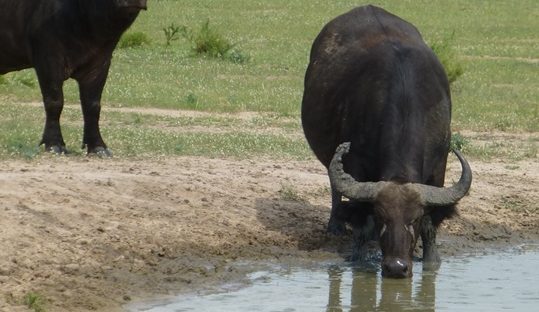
[278, 183, 306, 202]
[448, 132, 538, 161]
[430, 32, 464, 84]
[0, 102, 309, 159]
[23, 292, 46, 312]
[465, 140, 537, 161]
[0, 0, 537, 160]
[178, 19, 250, 64]
[118, 31, 151, 49]
[104, 128, 309, 159]
[451, 132, 470, 152]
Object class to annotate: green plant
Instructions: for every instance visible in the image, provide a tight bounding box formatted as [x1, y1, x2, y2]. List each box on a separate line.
[118, 31, 150, 48]
[279, 183, 305, 202]
[23, 292, 46, 312]
[9, 142, 40, 159]
[226, 49, 250, 64]
[163, 23, 181, 46]
[2, 128, 41, 159]
[430, 32, 465, 85]
[185, 93, 199, 109]
[15, 75, 36, 88]
[0, 74, 6, 84]
[186, 19, 232, 57]
[179, 19, 249, 63]
[450, 132, 469, 152]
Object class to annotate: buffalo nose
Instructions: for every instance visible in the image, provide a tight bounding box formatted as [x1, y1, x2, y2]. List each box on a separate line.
[382, 258, 410, 278]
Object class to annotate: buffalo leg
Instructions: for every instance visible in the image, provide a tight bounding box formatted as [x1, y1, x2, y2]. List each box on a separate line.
[78, 62, 112, 157]
[34, 62, 67, 154]
[327, 189, 346, 235]
[351, 215, 374, 261]
[421, 214, 441, 270]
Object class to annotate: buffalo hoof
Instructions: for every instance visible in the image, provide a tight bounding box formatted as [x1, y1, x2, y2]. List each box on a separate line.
[88, 146, 113, 158]
[422, 248, 441, 271]
[46, 145, 69, 155]
[423, 260, 441, 271]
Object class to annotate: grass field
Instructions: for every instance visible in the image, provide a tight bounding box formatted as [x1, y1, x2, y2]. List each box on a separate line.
[0, 0, 537, 159]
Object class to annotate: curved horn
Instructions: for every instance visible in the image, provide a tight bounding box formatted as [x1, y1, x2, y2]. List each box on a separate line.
[412, 149, 473, 206]
[328, 142, 390, 201]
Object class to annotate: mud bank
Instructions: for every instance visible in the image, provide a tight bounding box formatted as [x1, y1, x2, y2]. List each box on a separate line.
[1, 151, 538, 311]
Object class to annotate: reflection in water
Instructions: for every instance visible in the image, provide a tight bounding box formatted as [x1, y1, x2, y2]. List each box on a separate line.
[128, 246, 539, 312]
[327, 264, 435, 312]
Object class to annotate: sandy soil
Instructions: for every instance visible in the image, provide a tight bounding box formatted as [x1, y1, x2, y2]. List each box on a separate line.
[0, 135, 538, 311]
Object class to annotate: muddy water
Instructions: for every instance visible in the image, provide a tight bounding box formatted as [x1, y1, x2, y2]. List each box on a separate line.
[129, 245, 539, 312]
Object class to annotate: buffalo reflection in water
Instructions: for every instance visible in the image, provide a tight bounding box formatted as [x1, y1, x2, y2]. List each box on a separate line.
[326, 266, 436, 312]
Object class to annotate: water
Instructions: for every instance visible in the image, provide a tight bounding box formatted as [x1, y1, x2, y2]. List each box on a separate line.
[129, 245, 539, 312]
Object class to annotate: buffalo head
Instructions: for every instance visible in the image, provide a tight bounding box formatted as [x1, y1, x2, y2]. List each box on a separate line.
[329, 142, 472, 278]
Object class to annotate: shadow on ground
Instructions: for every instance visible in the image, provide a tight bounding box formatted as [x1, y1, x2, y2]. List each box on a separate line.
[254, 197, 355, 256]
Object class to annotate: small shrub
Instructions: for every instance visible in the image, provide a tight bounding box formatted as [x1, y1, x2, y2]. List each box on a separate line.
[195, 20, 231, 57]
[430, 32, 464, 85]
[118, 31, 150, 48]
[163, 23, 181, 46]
[0, 75, 6, 84]
[179, 19, 249, 63]
[178, 19, 230, 57]
[23, 292, 46, 312]
[450, 132, 469, 152]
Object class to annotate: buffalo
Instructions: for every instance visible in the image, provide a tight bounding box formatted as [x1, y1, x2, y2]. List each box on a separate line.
[301, 5, 472, 277]
[0, 0, 147, 156]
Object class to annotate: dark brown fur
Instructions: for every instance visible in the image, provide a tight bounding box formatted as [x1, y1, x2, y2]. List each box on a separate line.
[0, 0, 147, 155]
[302, 5, 455, 277]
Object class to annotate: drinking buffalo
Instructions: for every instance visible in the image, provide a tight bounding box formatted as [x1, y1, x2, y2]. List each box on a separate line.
[301, 5, 472, 277]
[0, 0, 147, 156]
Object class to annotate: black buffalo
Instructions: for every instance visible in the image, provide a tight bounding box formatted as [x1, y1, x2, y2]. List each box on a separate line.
[0, 0, 147, 156]
[301, 5, 472, 278]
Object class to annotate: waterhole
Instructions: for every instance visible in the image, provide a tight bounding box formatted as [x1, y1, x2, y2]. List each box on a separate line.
[129, 245, 538, 311]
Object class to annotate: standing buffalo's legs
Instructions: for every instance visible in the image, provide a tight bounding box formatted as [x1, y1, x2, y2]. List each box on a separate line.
[421, 214, 441, 271]
[78, 60, 112, 157]
[34, 56, 67, 154]
[351, 215, 374, 262]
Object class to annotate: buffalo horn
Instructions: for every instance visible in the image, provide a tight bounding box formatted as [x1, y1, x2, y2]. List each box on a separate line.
[328, 142, 472, 206]
[328, 142, 391, 201]
[410, 149, 472, 206]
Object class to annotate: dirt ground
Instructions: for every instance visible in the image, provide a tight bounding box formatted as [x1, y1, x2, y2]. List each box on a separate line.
[0, 133, 538, 311]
